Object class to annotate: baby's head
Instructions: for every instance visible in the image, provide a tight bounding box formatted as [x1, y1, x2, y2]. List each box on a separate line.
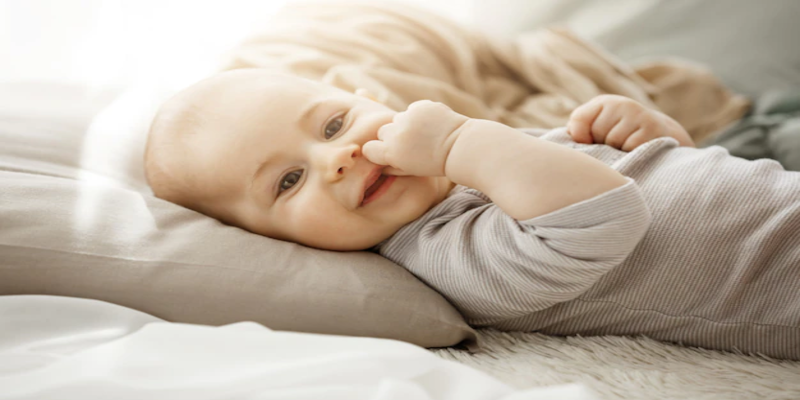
[145, 69, 454, 251]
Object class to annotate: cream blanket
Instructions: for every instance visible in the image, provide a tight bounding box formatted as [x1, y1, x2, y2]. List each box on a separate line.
[221, 1, 749, 143]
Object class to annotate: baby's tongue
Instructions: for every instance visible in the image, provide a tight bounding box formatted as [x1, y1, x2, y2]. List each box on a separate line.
[365, 175, 387, 198]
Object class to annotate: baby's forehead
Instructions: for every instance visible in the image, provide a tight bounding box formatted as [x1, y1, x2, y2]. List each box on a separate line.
[175, 71, 339, 123]
[171, 70, 335, 151]
[204, 70, 333, 97]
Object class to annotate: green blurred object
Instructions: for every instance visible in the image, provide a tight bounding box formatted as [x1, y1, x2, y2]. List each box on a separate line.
[706, 91, 800, 171]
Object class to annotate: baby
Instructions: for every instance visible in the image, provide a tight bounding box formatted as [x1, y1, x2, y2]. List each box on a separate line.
[146, 68, 800, 360]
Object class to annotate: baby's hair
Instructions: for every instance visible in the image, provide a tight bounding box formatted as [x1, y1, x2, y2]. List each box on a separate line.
[144, 94, 213, 213]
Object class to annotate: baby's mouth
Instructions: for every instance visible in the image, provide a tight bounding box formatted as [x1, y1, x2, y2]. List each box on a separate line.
[361, 173, 399, 207]
[363, 175, 388, 203]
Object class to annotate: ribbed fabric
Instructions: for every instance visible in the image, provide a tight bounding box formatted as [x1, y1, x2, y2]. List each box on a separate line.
[377, 127, 800, 360]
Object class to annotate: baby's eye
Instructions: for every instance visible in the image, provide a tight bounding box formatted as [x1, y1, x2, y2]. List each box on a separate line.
[324, 115, 344, 139]
[279, 170, 303, 194]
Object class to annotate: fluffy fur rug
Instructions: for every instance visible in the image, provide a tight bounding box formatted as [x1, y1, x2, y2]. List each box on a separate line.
[432, 329, 800, 399]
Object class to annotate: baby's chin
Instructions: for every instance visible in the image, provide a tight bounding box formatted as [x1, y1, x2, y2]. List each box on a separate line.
[289, 218, 402, 251]
[300, 231, 391, 252]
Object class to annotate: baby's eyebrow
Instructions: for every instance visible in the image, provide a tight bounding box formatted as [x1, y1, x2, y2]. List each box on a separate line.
[298, 99, 325, 129]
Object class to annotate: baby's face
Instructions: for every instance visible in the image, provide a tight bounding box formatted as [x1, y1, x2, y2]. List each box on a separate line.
[164, 70, 454, 250]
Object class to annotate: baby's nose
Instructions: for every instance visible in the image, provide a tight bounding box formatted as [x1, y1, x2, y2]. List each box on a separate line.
[318, 143, 360, 180]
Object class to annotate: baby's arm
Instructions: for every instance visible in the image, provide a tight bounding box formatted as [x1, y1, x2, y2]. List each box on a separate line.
[567, 95, 694, 150]
[445, 119, 628, 220]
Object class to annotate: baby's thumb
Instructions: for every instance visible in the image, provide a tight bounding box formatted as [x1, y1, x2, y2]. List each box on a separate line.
[381, 166, 409, 176]
[362, 140, 388, 166]
[362, 141, 411, 176]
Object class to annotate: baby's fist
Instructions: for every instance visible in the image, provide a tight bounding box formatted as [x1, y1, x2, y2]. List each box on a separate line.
[362, 100, 470, 177]
[567, 95, 693, 151]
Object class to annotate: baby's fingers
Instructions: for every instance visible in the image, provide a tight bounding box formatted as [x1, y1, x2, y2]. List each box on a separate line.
[603, 118, 639, 149]
[362, 141, 410, 176]
[620, 129, 654, 152]
[567, 100, 603, 144]
[362, 140, 389, 166]
[381, 166, 409, 176]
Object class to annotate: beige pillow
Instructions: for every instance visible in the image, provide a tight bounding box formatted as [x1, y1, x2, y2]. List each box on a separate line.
[0, 82, 477, 349]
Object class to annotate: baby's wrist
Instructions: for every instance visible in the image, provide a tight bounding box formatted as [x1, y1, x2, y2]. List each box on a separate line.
[444, 118, 491, 188]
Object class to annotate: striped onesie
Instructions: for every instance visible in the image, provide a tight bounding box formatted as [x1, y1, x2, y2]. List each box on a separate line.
[376, 127, 800, 359]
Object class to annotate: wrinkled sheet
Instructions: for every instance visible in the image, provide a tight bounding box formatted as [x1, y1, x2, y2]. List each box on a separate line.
[0, 296, 597, 400]
[222, 0, 750, 143]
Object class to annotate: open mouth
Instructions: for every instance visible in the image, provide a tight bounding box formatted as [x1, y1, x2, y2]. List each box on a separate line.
[361, 175, 396, 206]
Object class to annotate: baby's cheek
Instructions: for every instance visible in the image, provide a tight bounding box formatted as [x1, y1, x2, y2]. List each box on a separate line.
[286, 194, 354, 239]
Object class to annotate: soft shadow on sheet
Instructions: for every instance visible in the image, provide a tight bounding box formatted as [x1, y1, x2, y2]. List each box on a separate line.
[0, 296, 596, 400]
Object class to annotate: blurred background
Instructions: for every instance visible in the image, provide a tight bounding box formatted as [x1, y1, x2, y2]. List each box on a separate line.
[2, 0, 799, 96]
[0, 0, 476, 91]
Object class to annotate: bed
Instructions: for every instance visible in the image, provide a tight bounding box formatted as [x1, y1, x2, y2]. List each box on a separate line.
[2, 1, 799, 398]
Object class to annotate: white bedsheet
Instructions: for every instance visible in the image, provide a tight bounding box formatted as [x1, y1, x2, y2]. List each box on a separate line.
[0, 296, 596, 400]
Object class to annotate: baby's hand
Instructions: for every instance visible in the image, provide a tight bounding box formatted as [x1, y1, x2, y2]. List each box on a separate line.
[567, 95, 694, 151]
[362, 100, 470, 176]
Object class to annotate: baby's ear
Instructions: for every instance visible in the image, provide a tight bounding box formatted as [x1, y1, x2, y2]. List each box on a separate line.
[355, 88, 379, 102]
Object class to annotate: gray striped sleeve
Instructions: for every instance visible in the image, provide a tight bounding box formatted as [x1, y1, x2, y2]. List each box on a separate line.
[379, 179, 651, 325]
